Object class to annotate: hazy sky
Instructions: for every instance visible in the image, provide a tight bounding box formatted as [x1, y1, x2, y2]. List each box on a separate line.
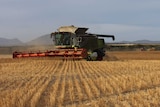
[0, 0, 160, 42]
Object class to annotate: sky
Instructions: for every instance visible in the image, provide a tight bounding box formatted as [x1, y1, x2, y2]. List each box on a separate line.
[0, 0, 160, 42]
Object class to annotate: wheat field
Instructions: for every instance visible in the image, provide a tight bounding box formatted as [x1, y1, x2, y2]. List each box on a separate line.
[0, 52, 160, 107]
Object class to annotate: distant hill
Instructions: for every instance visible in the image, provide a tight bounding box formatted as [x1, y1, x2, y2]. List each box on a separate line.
[26, 34, 54, 46]
[0, 34, 54, 46]
[0, 37, 23, 46]
[133, 40, 160, 44]
[118, 40, 160, 44]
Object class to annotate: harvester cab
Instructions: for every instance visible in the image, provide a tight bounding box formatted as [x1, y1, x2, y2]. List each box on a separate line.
[13, 25, 115, 61]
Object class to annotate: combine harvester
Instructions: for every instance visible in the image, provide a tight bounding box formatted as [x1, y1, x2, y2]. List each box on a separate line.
[13, 25, 115, 61]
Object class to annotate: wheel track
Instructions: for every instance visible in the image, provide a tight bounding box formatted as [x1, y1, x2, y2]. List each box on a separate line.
[77, 61, 94, 101]
[35, 60, 61, 107]
[63, 61, 80, 105]
[55, 60, 68, 106]
[74, 61, 88, 101]
[43, 60, 66, 107]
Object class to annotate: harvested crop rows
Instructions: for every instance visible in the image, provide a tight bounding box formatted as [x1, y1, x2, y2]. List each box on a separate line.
[0, 58, 160, 107]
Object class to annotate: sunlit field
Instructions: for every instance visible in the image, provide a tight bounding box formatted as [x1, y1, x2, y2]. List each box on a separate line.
[0, 51, 160, 107]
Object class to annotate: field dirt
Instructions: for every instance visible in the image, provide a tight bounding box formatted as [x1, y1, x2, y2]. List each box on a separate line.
[0, 51, 160, 107]
[0, 55, 12, 59]
[107, 51, 160, 60]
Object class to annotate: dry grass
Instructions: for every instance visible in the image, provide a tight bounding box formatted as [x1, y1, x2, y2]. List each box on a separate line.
[0, 52, 160, 107]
